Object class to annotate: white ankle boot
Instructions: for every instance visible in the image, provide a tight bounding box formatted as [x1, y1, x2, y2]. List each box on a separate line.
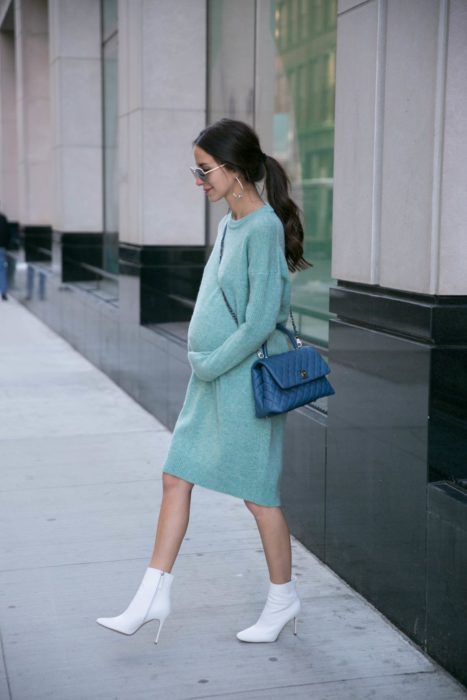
[236, 576, 301, 643]
[96, 567, 174, 644]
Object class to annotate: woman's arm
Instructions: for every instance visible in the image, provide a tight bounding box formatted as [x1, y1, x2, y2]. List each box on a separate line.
[188, 226, 285, 382]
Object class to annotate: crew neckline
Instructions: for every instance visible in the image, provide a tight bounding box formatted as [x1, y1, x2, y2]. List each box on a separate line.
[227, 203, 272, 229]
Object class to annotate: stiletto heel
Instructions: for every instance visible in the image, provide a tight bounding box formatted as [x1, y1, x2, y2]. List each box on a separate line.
[97, 567, 174, 640]
[293, 616, 298, 635]
[154, 617, 166, 644]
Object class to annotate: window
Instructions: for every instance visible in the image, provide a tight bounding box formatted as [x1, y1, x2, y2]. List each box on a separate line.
[208, 0, 337, 347]
[101, 0, 119, 280]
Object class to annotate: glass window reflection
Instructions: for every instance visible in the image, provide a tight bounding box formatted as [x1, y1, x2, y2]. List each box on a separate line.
[101, 0, 119, 282]
[208, 0, 337, 346]
[258, 0, 336, 347]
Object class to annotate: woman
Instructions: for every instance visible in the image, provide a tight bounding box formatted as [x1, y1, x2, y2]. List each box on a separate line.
[97, 118, 309, 644]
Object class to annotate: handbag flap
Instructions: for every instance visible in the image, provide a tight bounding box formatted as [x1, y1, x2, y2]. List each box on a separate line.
[254, 346, 331, 390]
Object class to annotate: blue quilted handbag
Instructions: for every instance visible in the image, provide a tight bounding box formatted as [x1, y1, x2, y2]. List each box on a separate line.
[218, 222, 334, 418]
[251, 324, 335, 418]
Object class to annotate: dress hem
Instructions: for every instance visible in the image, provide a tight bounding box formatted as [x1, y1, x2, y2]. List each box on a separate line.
[162, 465, 282, 508]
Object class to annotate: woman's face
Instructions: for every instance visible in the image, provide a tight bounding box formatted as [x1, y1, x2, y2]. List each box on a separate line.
[192, 145, 235, 202]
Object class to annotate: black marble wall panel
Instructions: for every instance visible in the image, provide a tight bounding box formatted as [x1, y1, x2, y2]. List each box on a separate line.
[119, 243, 205, 326]
[70, 289, 87, 353]
[118, 272, 141, 326]
[119, 321, 142, 403]
[139, 327, 170, 428]
[99, 303, 120, 386]
[330, 282, 467, 344]
[167, 340, 193, 431]
[81, 293, 102, 369]
[326, 319, 430, 645]
[332, 284, 467, 488]
[429, 347, 467, 482]
[22, 225, 52, 262]
[60, 232, 103, 282]
[282, 408, 327, 560]
[427, 481, 467, 687]
[7, 221, 20, 251]
[49, 281, 66, 338]
[60, 285, 79, 349]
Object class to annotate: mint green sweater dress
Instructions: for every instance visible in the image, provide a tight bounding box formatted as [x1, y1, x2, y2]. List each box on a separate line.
[162, 203, 291, 506]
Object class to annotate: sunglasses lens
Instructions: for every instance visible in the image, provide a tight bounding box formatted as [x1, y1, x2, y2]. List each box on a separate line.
[191, 167, 207, 182]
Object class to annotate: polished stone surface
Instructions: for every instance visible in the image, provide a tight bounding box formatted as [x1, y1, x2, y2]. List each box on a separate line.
[119, 242, 204, 325]
[282, 407, 327, 560]
[430, 348, 467, 482]
[326, 281, 467, 686]
[427, 482, 467, 688]
[330, 282, 467, 344]
[22, 225, 52, 263]
[139, 327, 170, 428]
[326, 319, 430, 644]
[59, 231, 103, 282]
[331, 283, 467, 479]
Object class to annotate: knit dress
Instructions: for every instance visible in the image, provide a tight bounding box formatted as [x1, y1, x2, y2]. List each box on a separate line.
[162, 203, 292, 506]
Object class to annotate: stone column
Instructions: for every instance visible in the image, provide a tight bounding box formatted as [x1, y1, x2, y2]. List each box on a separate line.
[48, 0, 103, 280]
[118, 0, 207, 327]
[327, 0, 467, 681]
[15, 0, 51, 227]
[0, 26, 18, 222]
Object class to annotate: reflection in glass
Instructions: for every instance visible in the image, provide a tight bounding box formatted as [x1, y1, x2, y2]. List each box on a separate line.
[208, 0, 337, 346]
[102, 0, 119, 286]
[102, 0, 118, 40]
[269, 0, 336, 346]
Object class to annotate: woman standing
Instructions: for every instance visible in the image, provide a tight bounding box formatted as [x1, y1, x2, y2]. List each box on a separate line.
[97, 118, 309, 644]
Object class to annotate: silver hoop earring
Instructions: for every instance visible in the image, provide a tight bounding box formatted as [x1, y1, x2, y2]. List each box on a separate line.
[232, 176, 244, 199]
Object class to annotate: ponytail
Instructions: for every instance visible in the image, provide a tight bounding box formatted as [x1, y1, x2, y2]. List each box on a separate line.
[194, 118, 311, 272]
[263, 155, 310, 273]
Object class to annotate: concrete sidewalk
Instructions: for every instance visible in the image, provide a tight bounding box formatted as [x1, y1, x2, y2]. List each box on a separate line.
[0, 297, 466, 700]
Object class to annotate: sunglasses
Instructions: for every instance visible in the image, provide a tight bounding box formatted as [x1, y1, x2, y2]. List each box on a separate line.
[189, 163, 226, 183]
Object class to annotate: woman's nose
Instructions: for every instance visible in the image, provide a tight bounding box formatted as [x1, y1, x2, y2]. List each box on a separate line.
[195, 177, 204, 186]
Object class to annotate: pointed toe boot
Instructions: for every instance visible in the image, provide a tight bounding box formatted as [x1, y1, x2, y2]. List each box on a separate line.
[96, 567, 174, 644]
[236, 576, 301, 643]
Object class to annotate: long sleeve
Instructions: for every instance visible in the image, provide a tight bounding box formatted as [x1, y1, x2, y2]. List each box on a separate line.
[188, 226, 286, 382]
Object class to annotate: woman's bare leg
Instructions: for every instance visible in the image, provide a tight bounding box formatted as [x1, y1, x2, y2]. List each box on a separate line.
[149, 473, 194, 572]
[244, 501, 292, 584]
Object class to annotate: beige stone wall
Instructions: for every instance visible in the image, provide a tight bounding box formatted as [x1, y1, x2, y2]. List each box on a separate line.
[118, 0, 207, 246]
[332, 0, 467, 295]
[0, 29, 18, 219]
[48, 0, 103, 232]
[15, 0, 52, 225]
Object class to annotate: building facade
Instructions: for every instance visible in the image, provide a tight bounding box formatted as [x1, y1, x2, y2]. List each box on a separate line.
[1, 0, 466, 686]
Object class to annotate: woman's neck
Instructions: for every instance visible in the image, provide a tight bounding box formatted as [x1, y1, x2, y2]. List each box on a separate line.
[226, 185, 265, 220]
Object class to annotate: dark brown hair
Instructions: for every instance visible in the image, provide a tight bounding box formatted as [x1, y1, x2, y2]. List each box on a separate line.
[194, 118, 310, 272]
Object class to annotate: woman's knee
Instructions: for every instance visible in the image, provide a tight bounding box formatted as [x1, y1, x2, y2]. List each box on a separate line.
[162, 472, 194, 494]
